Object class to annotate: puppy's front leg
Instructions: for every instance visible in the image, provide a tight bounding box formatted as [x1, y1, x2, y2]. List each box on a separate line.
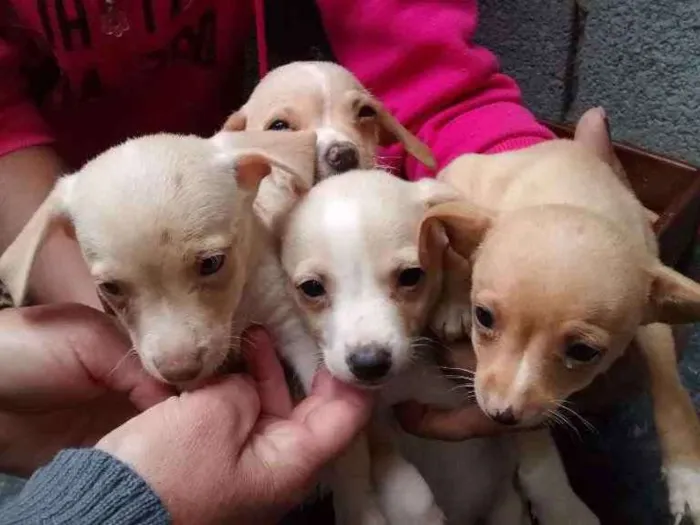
[429, 247, 473, 342]
[367, 421, 445, 525]
[331, 430, 387, 525]
[636, 323, 700, 525]
[513, 429, 599, 525]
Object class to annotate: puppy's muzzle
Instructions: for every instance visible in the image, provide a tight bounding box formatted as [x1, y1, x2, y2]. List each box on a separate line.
[346, 345, 392, 382]
[325, 142, 360, 173]
[153, 347, 205, 383]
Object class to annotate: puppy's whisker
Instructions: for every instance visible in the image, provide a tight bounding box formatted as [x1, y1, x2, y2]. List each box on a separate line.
[556, 402, 598, 435]
[108, 346, 138, 378]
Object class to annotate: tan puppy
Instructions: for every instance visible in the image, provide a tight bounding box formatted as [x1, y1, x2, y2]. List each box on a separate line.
[0, 131, 317, 386]
[421, 108, 700, 523]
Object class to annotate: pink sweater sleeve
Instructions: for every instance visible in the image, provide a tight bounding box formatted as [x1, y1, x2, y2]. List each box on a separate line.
[0, 37, 54, 159]
[316, 0, 555, 180]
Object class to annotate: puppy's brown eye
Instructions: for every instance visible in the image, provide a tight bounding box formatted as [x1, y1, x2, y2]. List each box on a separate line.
[397, 267, 424, 288]
[564, 343, 602, 368]
[266, 119, 291, 131]
[199, 254, 226, 276]
[357, 105, 377, 119]
[474, 306, 494, 330]
[298, 279, 326, 298]
[98, 281, 124, 297]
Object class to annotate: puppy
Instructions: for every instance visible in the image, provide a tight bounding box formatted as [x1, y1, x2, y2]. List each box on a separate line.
[0, 131, 319, 387]
[222, 61, 436, 233]
[224, 61, 435, 179]
[279, 169, 596, 525]
[422, 108, 700, 523]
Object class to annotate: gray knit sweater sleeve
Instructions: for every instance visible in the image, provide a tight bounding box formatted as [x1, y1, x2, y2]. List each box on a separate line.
[0, 448, 170, 524]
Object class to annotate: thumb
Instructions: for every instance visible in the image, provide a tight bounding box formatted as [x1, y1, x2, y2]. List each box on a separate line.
[290, 369, 373, 466]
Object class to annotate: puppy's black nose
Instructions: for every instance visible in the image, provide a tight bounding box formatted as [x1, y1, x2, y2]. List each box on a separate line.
[325, 143, 359, 173]
[490, 408, 518, 426]
[346, 346, 392, 382]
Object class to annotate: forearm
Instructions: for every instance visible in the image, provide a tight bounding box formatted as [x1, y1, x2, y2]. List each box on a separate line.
[0, 448, 170, 525]
[0, 147, 99, 307]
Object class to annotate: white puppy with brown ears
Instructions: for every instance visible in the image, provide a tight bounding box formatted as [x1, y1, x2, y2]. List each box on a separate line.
[279, 169, 598, 525]
[422, 108, 700, 524]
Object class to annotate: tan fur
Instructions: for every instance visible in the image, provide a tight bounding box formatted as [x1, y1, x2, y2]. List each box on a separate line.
[422, 107, 700, 522]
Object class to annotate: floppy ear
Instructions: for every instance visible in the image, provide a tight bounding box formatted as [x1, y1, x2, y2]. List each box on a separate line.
[222, 109, 247, 131]
[0, 176, 74, 306]
[214, 131, 317, 193]
[361, 96, 436, 170]
[644, 264, 700, 325]
[419, 201, 494, 269]
[413, 179, 461, 269]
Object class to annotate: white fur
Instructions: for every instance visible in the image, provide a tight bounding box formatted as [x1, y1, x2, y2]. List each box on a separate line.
[665, 464, 700, 524]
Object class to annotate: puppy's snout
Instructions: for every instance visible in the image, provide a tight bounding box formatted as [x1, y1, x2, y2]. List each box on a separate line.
[325, 143, 359, 173]
[153, 347, 205, 384]
[346, 345, 392, 382]
[488, 407, 518, 426]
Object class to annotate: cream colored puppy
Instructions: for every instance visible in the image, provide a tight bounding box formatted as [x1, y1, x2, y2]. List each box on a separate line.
[0, 131, 319, 387]
[422, 108, 700, 523]
[280, 169, 596, 525]
[224, 61, 435, 179]
[223, 61, 437, 233]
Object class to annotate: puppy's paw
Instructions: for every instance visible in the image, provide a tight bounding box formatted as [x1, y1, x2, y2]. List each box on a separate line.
[430, 300, 471, 343]
[667, 465, 700, 524]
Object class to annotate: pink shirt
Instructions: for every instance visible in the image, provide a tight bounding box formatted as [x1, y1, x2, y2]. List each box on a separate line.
[0, 0, 553, 180]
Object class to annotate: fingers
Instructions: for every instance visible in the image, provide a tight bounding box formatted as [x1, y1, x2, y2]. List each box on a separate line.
[290, 369, 373, 466]
[0, 304, 172, 410]
[394, 400, 515, 441]
[243, 326, 293, 418]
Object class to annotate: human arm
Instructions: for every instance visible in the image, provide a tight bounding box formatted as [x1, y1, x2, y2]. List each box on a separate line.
[0, 37, 99, 307]
[0, 449, 170, 525]
[316, 0, 554, 179]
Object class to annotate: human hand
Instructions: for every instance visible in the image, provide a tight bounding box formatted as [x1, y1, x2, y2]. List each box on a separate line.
[97, 327, 374, 525]
[0, 303, 172, 476]
[393, 400, 521, 441]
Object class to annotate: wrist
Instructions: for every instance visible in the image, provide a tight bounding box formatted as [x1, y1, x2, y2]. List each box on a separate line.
[5, 448, 169, 524]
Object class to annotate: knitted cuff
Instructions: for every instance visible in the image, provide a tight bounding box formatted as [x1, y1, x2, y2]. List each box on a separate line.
[0, 448, 170, 525]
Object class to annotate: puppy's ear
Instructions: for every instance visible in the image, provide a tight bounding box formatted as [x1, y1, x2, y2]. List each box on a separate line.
[361, 96, 436, 170]
[222, 109, 247, 131]
[419, 201, 494, 265]
[414, 178, 462, 208]
[214, 131, 317, 193]
[574, 107, 630, 186]
[0, 176, 74, 306]
[644, 264, 700, 325]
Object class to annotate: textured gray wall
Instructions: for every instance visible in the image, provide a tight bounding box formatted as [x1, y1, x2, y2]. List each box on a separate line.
[475, 0, 575, 122]
[570, 0, 700, 165]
